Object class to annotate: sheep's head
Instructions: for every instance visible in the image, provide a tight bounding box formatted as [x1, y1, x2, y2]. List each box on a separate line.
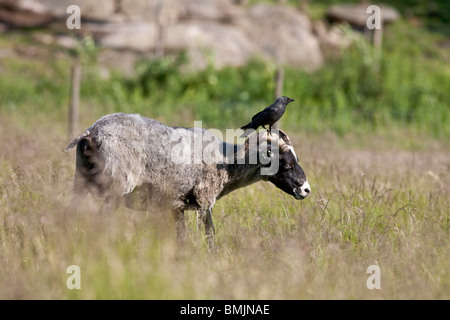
[261, 130, 310, 200]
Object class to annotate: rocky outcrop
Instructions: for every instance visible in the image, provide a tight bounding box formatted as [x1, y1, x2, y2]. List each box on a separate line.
[0, 0, 350, 73]
[235, 4, 323, 70]
[0, 0, 53, 27]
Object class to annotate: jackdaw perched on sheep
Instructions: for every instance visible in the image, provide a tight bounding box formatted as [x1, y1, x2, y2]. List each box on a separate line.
[65, 113, 310, 248]
[240, 96, 295, 137]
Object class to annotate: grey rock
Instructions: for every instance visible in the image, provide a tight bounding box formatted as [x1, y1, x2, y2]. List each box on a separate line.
[165, 22, 256, 69]
[236, 4, 323, 70]
[0, 0, 53, 27]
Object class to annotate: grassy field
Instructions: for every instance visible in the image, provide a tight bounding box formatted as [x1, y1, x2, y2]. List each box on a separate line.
[0, 2, 449, 299]
[0, 113, 448, 299]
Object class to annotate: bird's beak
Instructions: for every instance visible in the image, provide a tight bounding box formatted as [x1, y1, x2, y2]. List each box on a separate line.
[289, 98, 295, 102]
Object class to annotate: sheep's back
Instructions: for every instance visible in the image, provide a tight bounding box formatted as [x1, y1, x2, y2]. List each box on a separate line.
[88, 113, 214, 198]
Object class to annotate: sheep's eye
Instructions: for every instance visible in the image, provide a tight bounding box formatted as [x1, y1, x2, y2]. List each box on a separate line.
[284, 163, 292, 170]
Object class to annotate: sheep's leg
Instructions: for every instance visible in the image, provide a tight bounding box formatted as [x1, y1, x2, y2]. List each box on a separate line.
[99, 196, 120, 215]
[202, 207, 215, 250]
[173, 210, 186, 244]
[68, 188, 88, 214]
[64, 185, 87, 230]
[196, 210, 204, 230]
[66, 172, 89, 215]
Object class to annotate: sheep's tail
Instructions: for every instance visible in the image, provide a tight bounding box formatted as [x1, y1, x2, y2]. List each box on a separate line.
[64, 129, 91, 152]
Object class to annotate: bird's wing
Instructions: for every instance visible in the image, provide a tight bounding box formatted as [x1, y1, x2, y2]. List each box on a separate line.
[252, 105, 274, 121]
[251, 109, 264, 121]
[242, 105, 274, 130]
[240, 121, 252, 130]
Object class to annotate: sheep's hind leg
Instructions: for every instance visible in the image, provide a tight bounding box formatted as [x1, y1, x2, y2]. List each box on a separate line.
[173, 210, 186, 244]
[65, 172, 89, 218]
[99, 196, 120, 215]
[202, 207, 215, 251]
[68, 186, 88, 214]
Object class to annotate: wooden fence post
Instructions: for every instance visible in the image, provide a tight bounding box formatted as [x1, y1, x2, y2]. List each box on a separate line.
[68, 60, 81, 138]
[373, 16, 383, 73]
[272, 67, 284, 130]
[154, 0, 177, 58]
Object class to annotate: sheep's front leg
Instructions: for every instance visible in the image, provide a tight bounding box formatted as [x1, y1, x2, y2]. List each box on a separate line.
[99, 196, 120, 215]
[67, 186, 88, 216]
[67, 171, 89, 215]
[173, 210, 186, 244]
[202, 207, 215, 250]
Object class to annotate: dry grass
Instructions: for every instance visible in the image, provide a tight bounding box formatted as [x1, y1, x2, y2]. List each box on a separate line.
[0, 114, 449, 299]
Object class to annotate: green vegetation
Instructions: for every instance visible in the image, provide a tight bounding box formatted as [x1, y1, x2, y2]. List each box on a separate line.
[99, 21, 450, 137]
[1, 19, 448, 140]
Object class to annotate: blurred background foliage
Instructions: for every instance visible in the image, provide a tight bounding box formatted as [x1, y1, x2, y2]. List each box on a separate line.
[0, 0, 449, 139]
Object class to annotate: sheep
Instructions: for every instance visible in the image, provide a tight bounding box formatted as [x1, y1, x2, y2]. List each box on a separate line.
[65, 113, 310, 247]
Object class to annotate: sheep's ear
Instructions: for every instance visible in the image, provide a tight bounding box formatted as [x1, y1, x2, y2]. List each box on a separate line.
[264, 131, 290, 155]
[264, 129, 291, 146]
[277, 129, 292, 146]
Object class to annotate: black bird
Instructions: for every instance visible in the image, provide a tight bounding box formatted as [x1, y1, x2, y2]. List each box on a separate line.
[240, 96, 295, 137]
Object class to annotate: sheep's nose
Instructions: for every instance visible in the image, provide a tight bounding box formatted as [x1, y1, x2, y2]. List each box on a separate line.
[301, 181, 311, 196]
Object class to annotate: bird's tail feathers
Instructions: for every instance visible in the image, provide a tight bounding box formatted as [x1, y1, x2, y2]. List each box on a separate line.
[240, 130, 251, 138]
[240, 123, 253, 138]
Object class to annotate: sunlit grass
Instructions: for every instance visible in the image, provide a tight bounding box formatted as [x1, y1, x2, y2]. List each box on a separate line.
[0, 118, 448, 299]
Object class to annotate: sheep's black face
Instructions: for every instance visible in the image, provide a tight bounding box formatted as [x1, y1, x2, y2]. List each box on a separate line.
[268, 149, 310, 200]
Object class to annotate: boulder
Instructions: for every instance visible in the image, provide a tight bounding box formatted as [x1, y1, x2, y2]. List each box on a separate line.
[165, 22, 256, 69]
[119, 0, 177, 23]
[235, 4, 323, 70]
[85, 3, 324, 71]
[119, 0, 238, 23]
[177, 0, 240, 22]
[2, 0, 328, 73]
[0, 0, 54, 27]
[89, 20, 255, 70]
[88, 21, 157, 52]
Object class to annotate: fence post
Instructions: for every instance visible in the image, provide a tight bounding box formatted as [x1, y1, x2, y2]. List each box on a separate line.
[272, 67, 284, 130]
[154, 0, 177, 58]
[68, 60, 81, 138]
[373, 17, 383, 73]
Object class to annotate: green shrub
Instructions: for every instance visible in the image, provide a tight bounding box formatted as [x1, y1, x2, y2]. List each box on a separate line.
[0, 19, 448, 139]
